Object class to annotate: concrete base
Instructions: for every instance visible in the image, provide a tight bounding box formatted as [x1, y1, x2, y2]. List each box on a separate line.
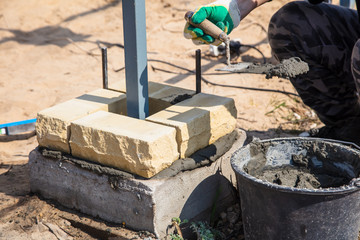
[29, 129, 246, 238]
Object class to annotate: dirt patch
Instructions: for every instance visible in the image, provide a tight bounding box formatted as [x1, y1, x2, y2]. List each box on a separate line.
[0, 195, 152, 240]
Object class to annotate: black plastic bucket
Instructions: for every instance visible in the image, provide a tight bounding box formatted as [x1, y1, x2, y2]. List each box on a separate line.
[231, 137, 360, 240]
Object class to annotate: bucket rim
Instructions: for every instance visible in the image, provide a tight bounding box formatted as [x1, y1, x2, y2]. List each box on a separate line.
[231, 137, 360, 195]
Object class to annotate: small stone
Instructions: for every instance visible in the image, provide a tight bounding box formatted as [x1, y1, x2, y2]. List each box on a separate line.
[62, 219, 71, 226]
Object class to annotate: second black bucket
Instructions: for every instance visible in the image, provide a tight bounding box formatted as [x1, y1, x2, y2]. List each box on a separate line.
[231, 137, 360, 240]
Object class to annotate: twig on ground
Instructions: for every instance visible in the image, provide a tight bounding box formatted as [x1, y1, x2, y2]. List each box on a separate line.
[4, 165, 13, 175]
[265, 101, 286, 115]
[43, 222, 73, 240]
[171, 7, 190, 12]
[66, 37, 100, 56]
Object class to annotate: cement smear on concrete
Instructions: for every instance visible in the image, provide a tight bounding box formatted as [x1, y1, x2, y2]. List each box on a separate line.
[153, 130, 238, 178]
[243, 140, 360, 189]
[220, 57, 309, 79]
[169, 93, 192, 105]
[41, 129, 239, 179]
[42, 149, 136, 178]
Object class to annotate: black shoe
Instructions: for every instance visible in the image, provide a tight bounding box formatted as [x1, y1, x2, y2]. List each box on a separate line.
[308, 126, 337, 139]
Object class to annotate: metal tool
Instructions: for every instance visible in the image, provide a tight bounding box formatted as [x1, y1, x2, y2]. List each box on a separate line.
[184, 11, 230, 43]
[216, 57, 310, 79]
[184, 11, 231, 66]
[216, 62, 254, 72]
[0, 118, 36, 135]
[216, 62, 271, 73]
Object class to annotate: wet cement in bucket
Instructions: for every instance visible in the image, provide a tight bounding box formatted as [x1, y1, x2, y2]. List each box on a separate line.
[243, 140, 360, 189]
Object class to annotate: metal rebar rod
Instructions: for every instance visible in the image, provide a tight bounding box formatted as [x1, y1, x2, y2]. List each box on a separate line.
[196, 49, 201, 94]
[101, 47, 108, 89]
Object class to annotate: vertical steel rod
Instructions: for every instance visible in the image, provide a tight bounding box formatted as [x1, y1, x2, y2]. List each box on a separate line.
[122, 0, 149, 119]
[196, 49, 201, 94]
[101, 47, 108, 89]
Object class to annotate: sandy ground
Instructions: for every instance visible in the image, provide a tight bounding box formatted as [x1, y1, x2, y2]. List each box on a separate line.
[0, 0, 326, 239]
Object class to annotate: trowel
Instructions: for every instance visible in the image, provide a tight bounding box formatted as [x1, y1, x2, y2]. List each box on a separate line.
[185, 12, 309, 77]
[215, 57, 309, 79]
[185, 10, 253, 70]
[185, 11, 231, 65]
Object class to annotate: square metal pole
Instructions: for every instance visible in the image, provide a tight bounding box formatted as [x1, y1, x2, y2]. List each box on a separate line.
[122, 0, 149, 119]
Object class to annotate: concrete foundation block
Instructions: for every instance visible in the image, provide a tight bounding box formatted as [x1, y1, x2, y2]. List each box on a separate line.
[36, 89, 126, 153]
[70, 111, 179, 178]
[29, 129, 246, 239]
[146, 93, 237, 158]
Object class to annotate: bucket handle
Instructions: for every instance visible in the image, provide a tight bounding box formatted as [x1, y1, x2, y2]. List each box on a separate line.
[350, 178, 360, 188]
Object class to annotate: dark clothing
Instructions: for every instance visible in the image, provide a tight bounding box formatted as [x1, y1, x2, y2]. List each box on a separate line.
[268, 1, 360, 128]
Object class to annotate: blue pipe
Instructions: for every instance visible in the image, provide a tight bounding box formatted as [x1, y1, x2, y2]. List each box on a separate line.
[0, 118, 36, 128]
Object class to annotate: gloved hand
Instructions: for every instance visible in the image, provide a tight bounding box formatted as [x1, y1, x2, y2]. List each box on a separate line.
[184, 0, 241, 45]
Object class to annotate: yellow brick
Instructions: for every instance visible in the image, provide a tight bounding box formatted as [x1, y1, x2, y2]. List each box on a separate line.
[147, 93, 237, 158]
[36, 89, 126, 153]
[70, 111, 179, 178]
[147, 106, 211, 158]
[184, 93, 237, 144]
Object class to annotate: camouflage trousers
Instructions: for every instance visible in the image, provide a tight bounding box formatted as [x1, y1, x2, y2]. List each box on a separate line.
[268, 1, 360, 126]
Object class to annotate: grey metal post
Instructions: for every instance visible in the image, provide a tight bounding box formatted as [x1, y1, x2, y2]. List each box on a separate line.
[122, 0, 149, 119]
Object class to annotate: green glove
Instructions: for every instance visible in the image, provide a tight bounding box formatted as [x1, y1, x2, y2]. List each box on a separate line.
[184, 0, 241, 45]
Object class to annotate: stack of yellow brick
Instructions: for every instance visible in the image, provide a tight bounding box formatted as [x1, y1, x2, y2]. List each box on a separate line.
[36, 82, 237, 178]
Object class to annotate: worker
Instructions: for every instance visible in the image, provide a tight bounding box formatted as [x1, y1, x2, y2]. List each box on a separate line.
[184, 0, 360, 145]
